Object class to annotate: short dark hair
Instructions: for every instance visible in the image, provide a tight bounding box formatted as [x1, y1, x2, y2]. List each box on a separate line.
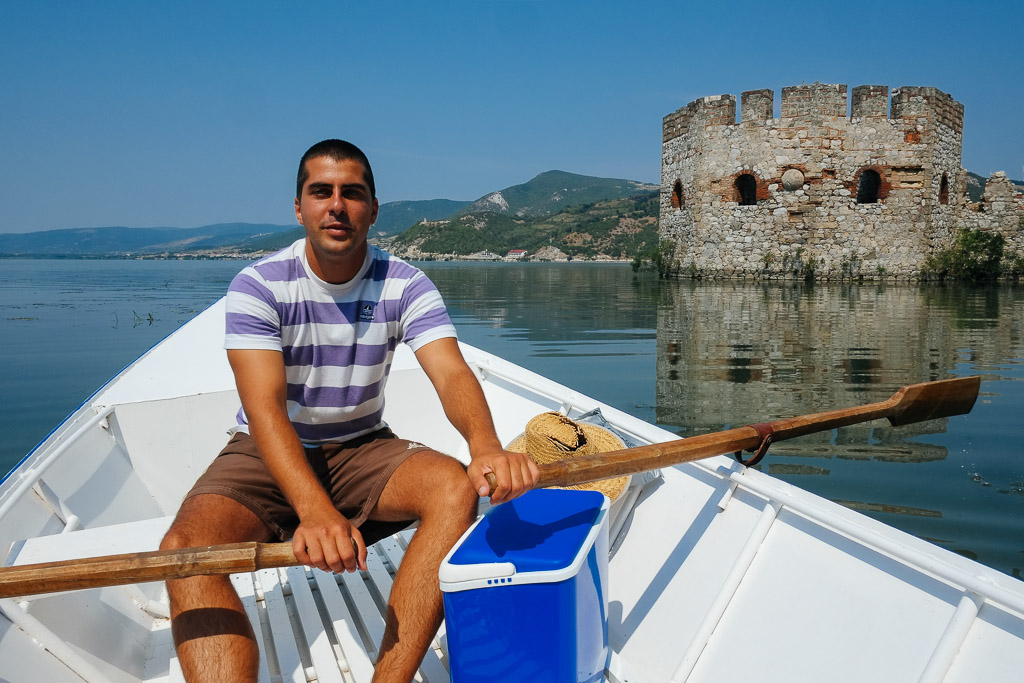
[296, 139, 376, 199]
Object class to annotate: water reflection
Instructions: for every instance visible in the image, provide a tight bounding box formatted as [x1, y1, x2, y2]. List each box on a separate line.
[421, 263, 661, 424]
[653, 281, 1008, 463]
[423, 262, 661, 342]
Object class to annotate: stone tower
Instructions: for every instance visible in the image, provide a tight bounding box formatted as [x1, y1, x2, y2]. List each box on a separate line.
[659, 83, 983, 279]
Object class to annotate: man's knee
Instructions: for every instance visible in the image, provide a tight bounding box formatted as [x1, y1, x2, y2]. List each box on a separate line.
[387, 451, 478, 525]
[159, 525, 192, 553]
[160, 514, 222, 552]
[160, 494, 271, 551]
[423, 455, 478, 522]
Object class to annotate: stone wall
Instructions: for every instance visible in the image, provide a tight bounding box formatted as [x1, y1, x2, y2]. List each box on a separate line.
[660, 83, 1024, 279]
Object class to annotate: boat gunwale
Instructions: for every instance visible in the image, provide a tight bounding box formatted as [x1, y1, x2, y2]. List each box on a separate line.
[2, 302, 1024, 683]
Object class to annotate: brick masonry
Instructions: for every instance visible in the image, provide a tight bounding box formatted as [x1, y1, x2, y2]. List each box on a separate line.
[660, 83, 1024, 279]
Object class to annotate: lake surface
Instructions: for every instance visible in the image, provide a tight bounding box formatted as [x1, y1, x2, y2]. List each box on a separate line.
[1, 258, 1022, 579]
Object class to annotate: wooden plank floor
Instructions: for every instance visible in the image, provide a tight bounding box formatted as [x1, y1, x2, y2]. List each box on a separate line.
[155, 532, 449, 683]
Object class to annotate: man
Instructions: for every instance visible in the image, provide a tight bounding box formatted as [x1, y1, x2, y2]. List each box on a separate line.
[160, 139, 540, 682]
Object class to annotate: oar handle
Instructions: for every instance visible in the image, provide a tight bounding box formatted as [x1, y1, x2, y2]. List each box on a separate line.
[0, 541, 299, 599]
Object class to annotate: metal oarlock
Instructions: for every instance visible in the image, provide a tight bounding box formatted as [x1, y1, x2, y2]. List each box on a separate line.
[734, 422, 775, 467]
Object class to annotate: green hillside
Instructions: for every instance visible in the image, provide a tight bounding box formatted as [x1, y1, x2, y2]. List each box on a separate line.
[244, 226, 304, 252]
[459, 170, 658, 218]
[391, 191, 659, 260]
[374, 199, 470, 236]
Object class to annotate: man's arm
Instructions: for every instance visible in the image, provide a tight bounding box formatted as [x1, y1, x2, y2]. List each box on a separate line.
[413, 337, 540, 504]
[227, 348, 366, 573]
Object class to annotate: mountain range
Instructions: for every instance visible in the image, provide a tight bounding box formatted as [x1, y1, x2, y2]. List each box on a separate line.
[0, 171, 658, 258]
[454, 170, 656, 218]
[0, 223, 296, 257]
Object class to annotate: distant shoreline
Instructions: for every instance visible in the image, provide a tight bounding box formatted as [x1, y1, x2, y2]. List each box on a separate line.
[0, 252, 634, 264]
[0, 253, 259, 260]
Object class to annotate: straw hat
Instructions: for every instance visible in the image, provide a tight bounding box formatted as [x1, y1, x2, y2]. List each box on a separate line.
[507, 412, 630, 501]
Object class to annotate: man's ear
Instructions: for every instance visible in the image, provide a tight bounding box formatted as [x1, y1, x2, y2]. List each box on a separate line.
[370, 197, 379, 226]
[294, 196, 303, 225]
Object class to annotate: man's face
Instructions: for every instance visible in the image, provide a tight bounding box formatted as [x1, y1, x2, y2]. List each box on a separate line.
[294, 155, 379, 283]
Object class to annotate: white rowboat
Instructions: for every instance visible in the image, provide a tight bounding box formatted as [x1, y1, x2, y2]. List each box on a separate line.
[1, 299, 1023, 682]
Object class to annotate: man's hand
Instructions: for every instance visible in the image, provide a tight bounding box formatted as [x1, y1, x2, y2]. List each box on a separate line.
[291, 508, 367, 573]
[467, 446, 540, 505]
[413, 337, 540, 503]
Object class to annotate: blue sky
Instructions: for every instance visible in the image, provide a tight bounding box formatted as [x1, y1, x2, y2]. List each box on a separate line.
[1, 0, 1021, 233]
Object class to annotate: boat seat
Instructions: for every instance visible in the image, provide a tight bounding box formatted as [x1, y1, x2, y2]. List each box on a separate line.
[5, 516, 176, 574]
[4, 517, 450, 683]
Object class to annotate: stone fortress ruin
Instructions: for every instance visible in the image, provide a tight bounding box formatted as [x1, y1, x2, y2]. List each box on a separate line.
[659, 83, 1024, 279]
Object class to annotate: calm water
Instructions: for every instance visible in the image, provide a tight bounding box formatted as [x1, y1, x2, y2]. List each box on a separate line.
[1, 259, 1022, 579]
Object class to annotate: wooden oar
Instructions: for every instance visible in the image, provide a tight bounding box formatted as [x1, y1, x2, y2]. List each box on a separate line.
[0, 542, 299, 600]
[0, 376, 980, 599]
[502, 374, 982, 491]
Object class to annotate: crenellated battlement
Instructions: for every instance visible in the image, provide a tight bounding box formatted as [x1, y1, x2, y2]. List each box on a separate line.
[662, 83, 963, 142]
[780, 82, 847, 119]
[850, 85, 889, 118]
[891, 86, 964, 132]
[657, 82, 1016, 281]
[741, 89, 773, 123]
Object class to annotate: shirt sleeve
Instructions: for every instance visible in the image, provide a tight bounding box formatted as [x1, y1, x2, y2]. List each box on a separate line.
[224, 269, 283, 351]
[398, 271, 457, 352]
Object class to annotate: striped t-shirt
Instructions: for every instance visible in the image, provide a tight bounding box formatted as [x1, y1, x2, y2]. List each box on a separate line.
[224, 239, 457, 443]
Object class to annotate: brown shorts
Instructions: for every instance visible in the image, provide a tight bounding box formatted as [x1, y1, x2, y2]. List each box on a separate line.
[184, 428, 434, 546]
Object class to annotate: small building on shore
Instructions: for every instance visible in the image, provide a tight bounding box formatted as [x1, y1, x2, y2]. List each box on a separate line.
[464, 250, 502, 261]
[659, 83, 1024, 280]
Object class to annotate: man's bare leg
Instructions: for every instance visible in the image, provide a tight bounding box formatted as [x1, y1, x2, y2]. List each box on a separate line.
[369, 451, 478, 682]
[160, 494, 274, 683]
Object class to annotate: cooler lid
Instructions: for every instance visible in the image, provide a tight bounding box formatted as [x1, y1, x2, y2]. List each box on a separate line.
[447, 488, 605, 575]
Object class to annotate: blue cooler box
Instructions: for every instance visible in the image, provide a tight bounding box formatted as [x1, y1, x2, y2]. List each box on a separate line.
[439, 488, 610, 683]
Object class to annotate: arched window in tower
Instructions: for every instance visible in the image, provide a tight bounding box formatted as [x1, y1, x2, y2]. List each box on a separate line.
[735, 173, 757, 206]
[671, 179, 684, 209]
[857, 169, 881, 204]
[939, 173, 950, 205]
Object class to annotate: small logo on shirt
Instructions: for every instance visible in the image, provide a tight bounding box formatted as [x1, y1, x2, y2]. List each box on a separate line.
[359, 304, 375, 322]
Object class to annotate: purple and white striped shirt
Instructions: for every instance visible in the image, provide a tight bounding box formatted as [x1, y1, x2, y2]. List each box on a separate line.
[224, 239, 457, 443]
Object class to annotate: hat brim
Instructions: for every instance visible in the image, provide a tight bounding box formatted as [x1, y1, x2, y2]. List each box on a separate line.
[506, 422, 630, 501]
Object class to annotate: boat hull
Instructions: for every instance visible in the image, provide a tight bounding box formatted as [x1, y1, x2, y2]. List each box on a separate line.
[1, 298, 1022, 682]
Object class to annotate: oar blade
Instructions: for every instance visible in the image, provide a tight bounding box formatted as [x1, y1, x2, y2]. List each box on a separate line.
[886, 376, 981, 426]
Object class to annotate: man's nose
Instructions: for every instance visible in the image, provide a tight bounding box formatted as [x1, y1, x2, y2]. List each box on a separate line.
[329, 191, 346, 214]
